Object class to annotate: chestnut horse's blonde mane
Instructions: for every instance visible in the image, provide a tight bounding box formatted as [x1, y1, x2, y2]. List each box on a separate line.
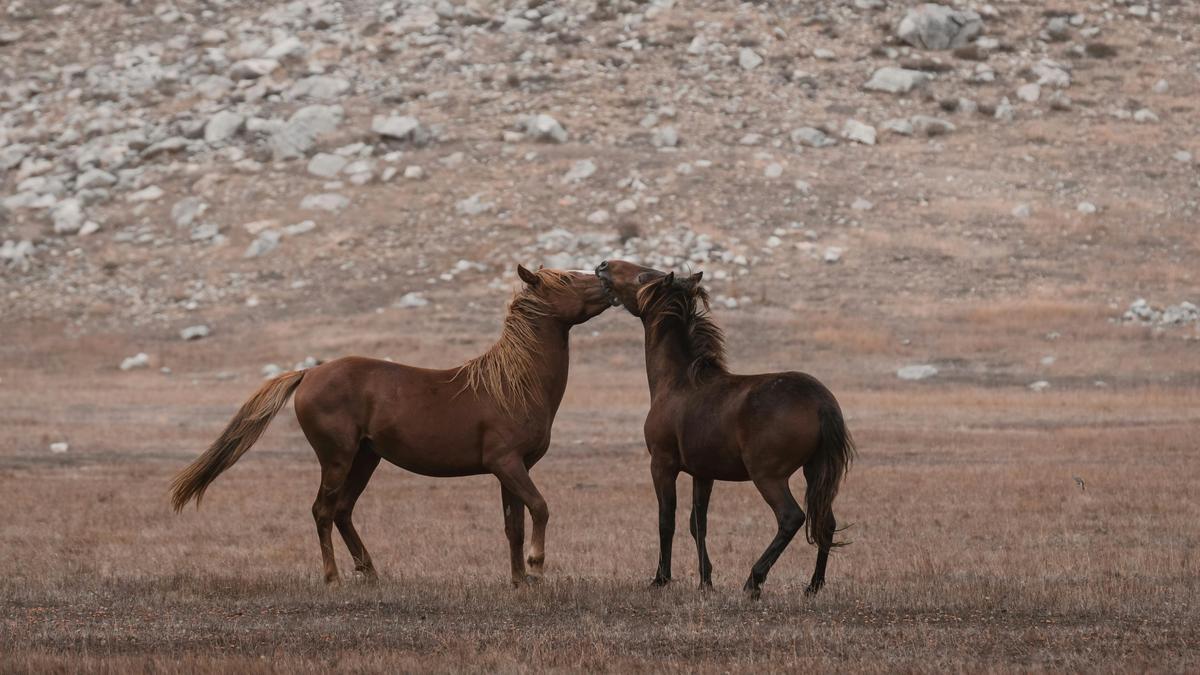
[454, 269, 574, 417]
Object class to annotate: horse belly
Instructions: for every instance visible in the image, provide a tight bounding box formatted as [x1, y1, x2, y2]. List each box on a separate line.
[369, 415, 487, 478]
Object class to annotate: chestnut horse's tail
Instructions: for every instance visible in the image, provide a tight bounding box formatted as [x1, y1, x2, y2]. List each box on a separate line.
[170, 370, 306, 512]
[805, 402, 856, 549]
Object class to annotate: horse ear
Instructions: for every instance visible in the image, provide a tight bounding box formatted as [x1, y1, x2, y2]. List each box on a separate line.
[517, 264, 540, 287]
[661, 271, 675, 287]
[686, 271, 703, 288]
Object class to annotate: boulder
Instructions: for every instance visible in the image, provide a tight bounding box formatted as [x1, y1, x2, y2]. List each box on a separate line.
[896, 4, 982, 50]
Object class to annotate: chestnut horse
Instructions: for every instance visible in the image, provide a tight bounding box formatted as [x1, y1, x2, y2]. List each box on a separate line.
[596, 260, 855, 598]
[171, 266, 613, 585]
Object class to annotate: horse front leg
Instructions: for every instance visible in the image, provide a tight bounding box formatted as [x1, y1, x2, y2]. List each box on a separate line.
[650, 451, 679, 587]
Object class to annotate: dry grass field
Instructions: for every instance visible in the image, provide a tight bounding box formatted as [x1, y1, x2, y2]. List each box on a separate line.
[2, 306, 1198, 673]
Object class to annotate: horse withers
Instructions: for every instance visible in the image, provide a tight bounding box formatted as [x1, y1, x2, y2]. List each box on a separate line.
[596, 259, 855, 598]
[171, 266, 613, 586]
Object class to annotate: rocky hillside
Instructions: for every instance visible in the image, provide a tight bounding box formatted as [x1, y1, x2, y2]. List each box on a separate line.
[1, 0, 1197, 341]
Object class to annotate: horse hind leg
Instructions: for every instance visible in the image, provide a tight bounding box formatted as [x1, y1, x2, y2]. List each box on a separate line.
[743, 476, 805, 600]
[308, 431, 360, 584]
[334, 441, 382, 580]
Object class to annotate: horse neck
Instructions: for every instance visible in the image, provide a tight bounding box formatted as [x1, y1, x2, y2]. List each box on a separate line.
[525, 316, 571, 409]
[641, 316, 693, 400]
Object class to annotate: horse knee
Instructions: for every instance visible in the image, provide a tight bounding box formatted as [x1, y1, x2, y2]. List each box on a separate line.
[312, 500, 334, 526]
[528, 499, 549, 527]
[781, 510, 805, 536]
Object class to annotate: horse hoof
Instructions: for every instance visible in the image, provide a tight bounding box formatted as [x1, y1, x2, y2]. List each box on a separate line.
[804, 584, 822, 596]
[742, 580, 761, 600]
[698, 581, 714, 592]
[650, 577, 670, 588]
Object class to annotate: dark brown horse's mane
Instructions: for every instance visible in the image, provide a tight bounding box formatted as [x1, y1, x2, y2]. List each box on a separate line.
[636, 277, 728, 382]
[454, 268, 574, 416]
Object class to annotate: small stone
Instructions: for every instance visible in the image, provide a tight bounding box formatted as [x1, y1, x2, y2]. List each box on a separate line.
[270, 105, 344, 160]
[229, 58, 278, 80]
[120, 353, 150, 371]
[1012, 203, 1031, 218]
[851, 198, 873, 211]
[127, 186, 164, 203]
[51, 199, 84, 233]
[372, 114, 425, 142]
[882, 118, 914, 136]
[205, 110, 244, 144]
[49, 442, 69, 454]
[1153, 79, 1169, 94]
[404, 165, 426, 179]
[180, 325, 211, 341]
[896, 5, 983, 50]
[897, 364, 938, 381]
[395, 292, 430, 308]
[456, 193, 494, 216]
[791, 127, 836, 148]
[1173, 151, 1193, 163]
[1077, 201, 1097, 214]
[652, 126, 679, 148]
[288, 75, 350, 101]
[739, 48, 763, 71]
[910, 115, 956, 137]
[562, 159, 597, 182]
[301, 193, 350, 212]
[244, 230, 282, 258]
[1028, 380, 1051, 392]
[1017, 83, 1041, 103]
[1133, 108, 1159, 124]
[521, 114, 567, 143]
[615, 199, 637, 214]
[307, 153, 348, 178]
[842, 119, 877, 145]
[864, 67, 931, 94]
[764, 163, 783, 179]
[78, 221, 100, 236]
[823, 246, 844, 263]
[283, 220, 316, 236]
[171, 197, 207, 228]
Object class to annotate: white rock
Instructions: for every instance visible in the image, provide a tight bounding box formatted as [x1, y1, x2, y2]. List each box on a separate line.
[78, 221, 100, 236]
[229, 58, 278, 80]
[283, 220, 316, 236]
[851, 198, 873, 211]
[1012, 203, 1031, 218]
[1029, 380, 1051, 392]
[562, 159, 596, 182]
[864, 67, 931, 94]
[51, 198, 84, 233]
[301, 193, 350, 212]
[127, 186, 164, 203]
[764, 163, 784, 179]
[882, 118, 914, 136]
[739, 47, 763, 71]
[823, 246, 844, 263]
[615, 199, 637, 214]
[49, 442, 69, 454]
[1017, 83, 1041, 103]
[1153, 79, 1169, 94]
[791, 127, 836, 148]
[244, 230, 281, 258]
[1077, 201, 1097, 214]
[1173, 151, 1193, 163]
[270, 105, 344, 160]
[307, 153, 348, 178]
[171, 197, 206, 228]
[404, 165, 426, 179]
[897, 4, 983, 50]
[395, 292, 429, 308]
[897, 364, 938, 381]
[652, 126, 679, 148]
[687, 35, 707, 55]
[911, 115, 956, 137]
[372, 114, 425, 142]
[180, 325, 211, 341]
[204, 110, 244, 144]
[120, 353, 150, 371]
[288, 75, 350, 101]
[456, 193, 494, 216]
[842, 119, 877, 145]
[1133, 108, 1159, 123]
[521, 114, 567, 143]
[1032, 59, 1071, 88]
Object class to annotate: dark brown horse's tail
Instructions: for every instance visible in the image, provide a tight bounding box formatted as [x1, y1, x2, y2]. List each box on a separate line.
[805, 402, 856, 549]
[170, 370, 306, 512]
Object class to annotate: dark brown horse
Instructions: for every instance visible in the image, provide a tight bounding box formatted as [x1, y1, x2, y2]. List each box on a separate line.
[171, 266, 613, 585]
[596, 260, 855, 598]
